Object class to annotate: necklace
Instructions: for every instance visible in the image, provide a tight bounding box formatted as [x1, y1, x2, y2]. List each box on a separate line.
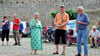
[61, 13, 64, 23]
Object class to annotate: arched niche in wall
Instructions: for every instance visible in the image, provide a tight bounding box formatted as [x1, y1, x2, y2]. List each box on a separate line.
[55, 0, 57, 2]
[16, 1, 18, 4]
[45, 1, 47, 4]
[33, 1, 35, 3]
[62, 0, 64, 2]
[22, 1, 24, 4]
[10, 2, 12, 4]
[38, 1, 40, 3]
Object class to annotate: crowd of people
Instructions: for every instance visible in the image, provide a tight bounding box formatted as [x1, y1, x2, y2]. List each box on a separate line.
[1, 5, 100, 56]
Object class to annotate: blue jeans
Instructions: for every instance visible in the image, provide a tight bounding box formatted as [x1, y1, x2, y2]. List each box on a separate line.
[77, 29, 88, 54]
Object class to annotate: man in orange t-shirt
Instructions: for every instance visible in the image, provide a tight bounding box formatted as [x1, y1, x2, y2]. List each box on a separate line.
[13, 14, 21, 46]
[53, 5, 69, 55]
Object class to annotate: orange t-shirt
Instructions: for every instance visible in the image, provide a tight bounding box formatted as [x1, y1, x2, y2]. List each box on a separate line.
[55, 12, 69, 30]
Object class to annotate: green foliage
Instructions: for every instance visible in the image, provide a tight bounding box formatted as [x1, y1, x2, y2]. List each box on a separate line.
[0, 0, 3, 4]
[51, 9, 78, 20]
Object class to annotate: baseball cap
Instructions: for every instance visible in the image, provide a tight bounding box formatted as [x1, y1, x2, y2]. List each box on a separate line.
[60, 5, 64, 8]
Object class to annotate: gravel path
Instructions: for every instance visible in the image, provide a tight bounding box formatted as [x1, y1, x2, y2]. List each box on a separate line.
[0, 38, 100, 56]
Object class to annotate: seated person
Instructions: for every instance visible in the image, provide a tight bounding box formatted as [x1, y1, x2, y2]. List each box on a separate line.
[69, 29, 74, 36]
[89, 25, 100, 48]
[68, 29, 77, 38]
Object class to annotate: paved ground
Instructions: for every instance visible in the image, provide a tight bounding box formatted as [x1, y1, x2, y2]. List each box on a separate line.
[0, 38, 100, 56]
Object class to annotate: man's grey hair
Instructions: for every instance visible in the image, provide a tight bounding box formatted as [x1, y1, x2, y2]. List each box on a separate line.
[77, 6, 84, 10]
[34, 12, 39, 15]
[92, 25, 97, 29]
[13, 14, 17, 16]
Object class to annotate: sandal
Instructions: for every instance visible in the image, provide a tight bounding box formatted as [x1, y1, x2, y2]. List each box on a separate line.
[34, 53, 38, 55]
[53, 52, 59, 55]
[61, 52, 65, 55]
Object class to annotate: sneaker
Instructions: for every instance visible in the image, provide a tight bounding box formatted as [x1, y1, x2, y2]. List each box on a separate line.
[75, 53, 81, 56]
[18, 43, 21, 46]
[90, 46, 94, 48]
[13, 43, 17, 46]
[95, 46, 98, 48]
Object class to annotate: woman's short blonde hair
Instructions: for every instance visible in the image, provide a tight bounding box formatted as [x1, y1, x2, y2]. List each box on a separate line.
[34, 12, 39, 15]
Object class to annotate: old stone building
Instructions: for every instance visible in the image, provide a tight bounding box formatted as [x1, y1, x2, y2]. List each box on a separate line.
[0, 0, 100, 26]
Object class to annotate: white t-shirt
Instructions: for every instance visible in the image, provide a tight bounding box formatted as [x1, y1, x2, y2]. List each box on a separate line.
[89, 30, 100, 37]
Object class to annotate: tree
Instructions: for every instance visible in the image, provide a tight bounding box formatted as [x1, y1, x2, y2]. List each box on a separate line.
[51, 9, 78, 20]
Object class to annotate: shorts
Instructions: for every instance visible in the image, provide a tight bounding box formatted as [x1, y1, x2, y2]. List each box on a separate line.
[55, 29, 67, 44]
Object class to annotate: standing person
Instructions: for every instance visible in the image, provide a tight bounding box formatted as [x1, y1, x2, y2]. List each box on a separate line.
[1, 16, 10, 46]
[75, 6, 90, 56]
[30, 12, 43, 55]
[13, 14, 21, 46]
[53, 5, 69, 55]
[19, 22, 23, 39]
[97, 21, 100, 32]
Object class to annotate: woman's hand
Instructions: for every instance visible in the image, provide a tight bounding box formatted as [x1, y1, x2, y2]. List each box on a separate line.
[5, 20, 7, 23]
[2, 22, 6, 25]
[34, 19, 38, 26]
[2, 20, 7, 25]
[36, 19, 38, 22]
